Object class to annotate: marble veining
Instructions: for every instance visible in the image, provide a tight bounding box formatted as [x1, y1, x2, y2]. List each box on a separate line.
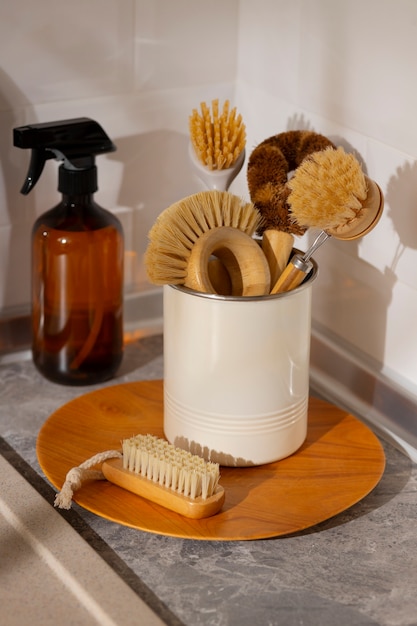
[1, 334, 417, 626]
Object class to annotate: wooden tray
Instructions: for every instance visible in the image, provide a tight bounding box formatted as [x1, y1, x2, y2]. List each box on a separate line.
[37, 380, 385, 541]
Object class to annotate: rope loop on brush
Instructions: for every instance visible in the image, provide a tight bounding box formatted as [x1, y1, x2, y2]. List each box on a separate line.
[54, 449, 122, 510]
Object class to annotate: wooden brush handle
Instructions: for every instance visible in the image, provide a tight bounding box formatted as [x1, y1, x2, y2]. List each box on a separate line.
[102, 457, 225, 519]
[185, 227, 271, 296]
[208, 258, 232, 295]
[326, 177, 384, 240]
[262, 230, 294, 286]
[270, 255, 312, 294]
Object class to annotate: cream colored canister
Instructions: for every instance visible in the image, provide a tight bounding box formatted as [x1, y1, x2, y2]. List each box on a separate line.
[163, 262, 317, 466]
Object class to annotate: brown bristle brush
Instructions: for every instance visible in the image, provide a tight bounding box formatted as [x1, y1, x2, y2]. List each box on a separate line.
[247, 130, 335, 285]
[145, 190, 271, 297]
[270, 146, 384, 294]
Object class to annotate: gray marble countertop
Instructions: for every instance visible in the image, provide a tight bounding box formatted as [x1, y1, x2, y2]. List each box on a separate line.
[1, 334, 416, 626]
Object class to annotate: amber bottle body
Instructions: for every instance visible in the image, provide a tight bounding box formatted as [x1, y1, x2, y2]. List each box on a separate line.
[32, 195, 124, 385]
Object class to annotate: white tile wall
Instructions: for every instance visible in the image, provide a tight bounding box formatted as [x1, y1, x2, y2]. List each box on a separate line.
[2, 0, 417, 406]
[0, 0, 239, 313]
[234, 0, 417, 399]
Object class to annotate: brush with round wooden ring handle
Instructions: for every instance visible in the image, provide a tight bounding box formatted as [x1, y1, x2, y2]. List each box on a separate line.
[145, 189, 271, 297]
[185, 226, 270, 296]
[270, 147, 384, 294]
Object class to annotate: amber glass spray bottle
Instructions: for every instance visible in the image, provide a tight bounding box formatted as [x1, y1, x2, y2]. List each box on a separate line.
[13, 118, 124, 385]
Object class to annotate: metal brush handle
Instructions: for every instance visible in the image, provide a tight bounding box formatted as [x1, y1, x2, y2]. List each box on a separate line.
[299, 230, 330, 266]
[270, 230, 330, 294]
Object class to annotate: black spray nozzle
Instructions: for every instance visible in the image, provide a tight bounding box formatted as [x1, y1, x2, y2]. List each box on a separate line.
[13, 117, 116, 195]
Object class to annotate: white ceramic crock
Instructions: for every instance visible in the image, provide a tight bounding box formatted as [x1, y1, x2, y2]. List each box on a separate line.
[163, 261, 318, 466]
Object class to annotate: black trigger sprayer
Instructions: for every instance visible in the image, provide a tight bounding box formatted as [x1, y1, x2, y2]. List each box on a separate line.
[13, 118, 124, 385]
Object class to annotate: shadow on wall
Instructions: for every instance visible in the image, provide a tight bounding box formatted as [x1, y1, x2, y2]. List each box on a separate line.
[107, 129, 202, 289]
[385, 160, 417, 269]
[283, 114, 397, 379]
[0, 69, 38, 312]
[0, 80, 203, 310]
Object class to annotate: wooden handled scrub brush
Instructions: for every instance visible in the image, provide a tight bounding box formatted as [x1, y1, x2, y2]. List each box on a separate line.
[145, 190, 271, 297]
[270, 146, 384, 294]
[54, 434, 225, 519]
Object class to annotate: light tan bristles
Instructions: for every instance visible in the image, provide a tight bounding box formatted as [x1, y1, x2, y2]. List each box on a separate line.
[100, 434, 225, 518]
[121, 434, 220, 500]
[145, 190, 263, 286]
[189, 99, 246, 170]
[54, 435, 225, 518]
[287, 147, 368, 230]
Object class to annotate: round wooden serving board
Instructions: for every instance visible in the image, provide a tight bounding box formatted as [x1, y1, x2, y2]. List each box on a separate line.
[37, 379, 385, 541]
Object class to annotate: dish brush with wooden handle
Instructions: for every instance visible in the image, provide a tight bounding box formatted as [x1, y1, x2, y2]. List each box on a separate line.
[54, 434, 225, 519]
[145, 190, 271, 296]
[247, 130, 335, 285]
[271, 146, 384, 294]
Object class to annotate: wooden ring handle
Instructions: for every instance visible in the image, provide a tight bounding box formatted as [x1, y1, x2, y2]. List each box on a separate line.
[185, 227, 271, 296]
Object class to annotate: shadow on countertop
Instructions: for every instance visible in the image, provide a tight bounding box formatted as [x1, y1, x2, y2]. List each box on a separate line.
[278, 437, 413, 539]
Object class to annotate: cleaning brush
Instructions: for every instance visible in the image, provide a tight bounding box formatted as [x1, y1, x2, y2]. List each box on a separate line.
[189, 98, 246, 169]
[188, 99, 247, 291]
[102, 434, 225, 519]
[54, 434, 225, 519]
[247, 130, 335, 285]
[145, 190, 271, 296]
[189, 99, 246, 191]
[270, 147, 384, 294]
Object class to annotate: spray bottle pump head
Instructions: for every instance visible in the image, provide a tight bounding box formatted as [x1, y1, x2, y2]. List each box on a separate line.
[13, 117, 116, 195]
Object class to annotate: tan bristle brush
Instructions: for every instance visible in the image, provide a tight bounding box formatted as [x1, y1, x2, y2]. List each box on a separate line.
[54, 434, 225, 519]
[145, 190, 271, 296]
[189, 99, 246, 191]
[270, 146, 384, 294]
[247, 131, 335, 285]
[189, 99, 247, 291]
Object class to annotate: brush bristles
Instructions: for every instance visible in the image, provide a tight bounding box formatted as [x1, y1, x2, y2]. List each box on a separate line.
[145, 190, 263, 285]
[189, 99, 246, 170]
[122, 434, 220, 500]
[287, 147, 368, 230]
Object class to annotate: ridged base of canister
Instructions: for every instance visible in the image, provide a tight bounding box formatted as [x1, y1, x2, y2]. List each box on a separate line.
[164, 388, 308, 466]
[162, 270, 317, 467]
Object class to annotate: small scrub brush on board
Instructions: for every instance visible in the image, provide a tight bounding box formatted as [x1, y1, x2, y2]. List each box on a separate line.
[145, 190, 271, 296]
[54, 434, 225, 519]
[271, 147, 384, 294]
[189, 99, 246, 191]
